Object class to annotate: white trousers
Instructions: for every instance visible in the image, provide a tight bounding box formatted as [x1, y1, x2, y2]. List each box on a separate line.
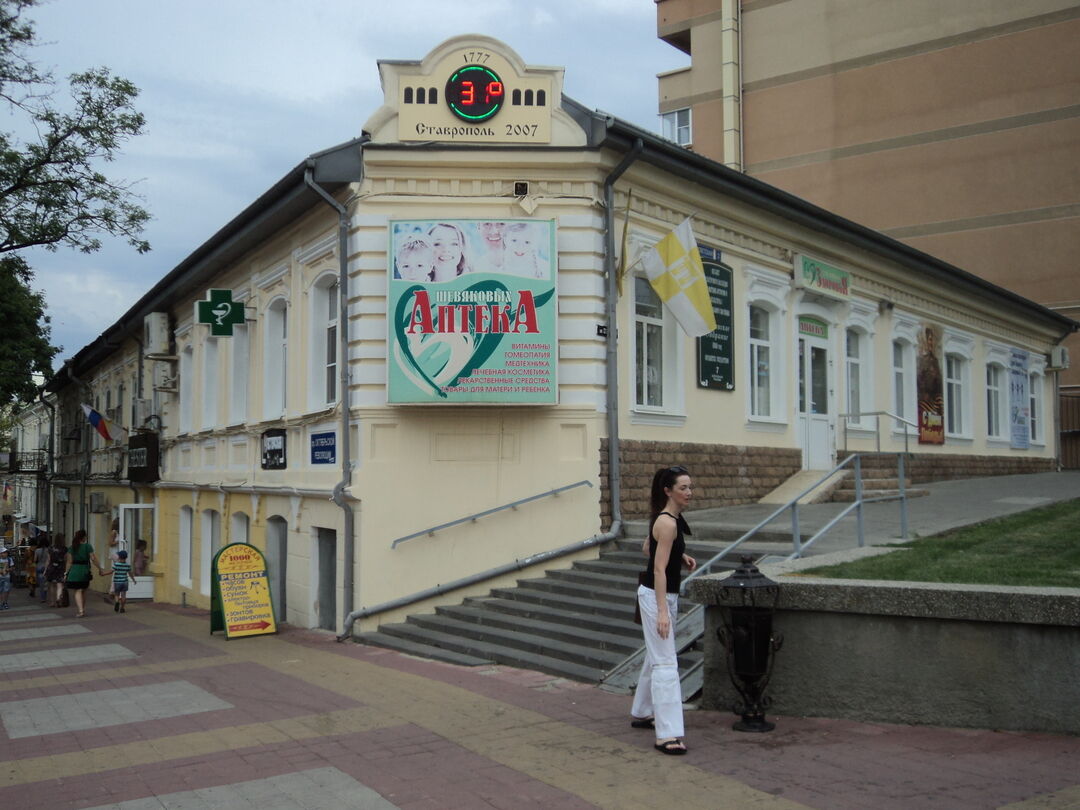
[630, 584, 684, 739]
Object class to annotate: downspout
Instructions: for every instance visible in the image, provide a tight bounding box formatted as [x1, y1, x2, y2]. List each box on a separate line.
[602, 137, 644, 539]
[304, 159, 358, 625]
[37, 390, 54, 537]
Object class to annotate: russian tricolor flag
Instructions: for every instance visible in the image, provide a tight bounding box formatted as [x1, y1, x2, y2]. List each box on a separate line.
[81, 403, 123, 442]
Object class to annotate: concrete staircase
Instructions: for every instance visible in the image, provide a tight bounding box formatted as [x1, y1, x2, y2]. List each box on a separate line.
[831, 453, 929, 502]
[355, 525, 795, 691]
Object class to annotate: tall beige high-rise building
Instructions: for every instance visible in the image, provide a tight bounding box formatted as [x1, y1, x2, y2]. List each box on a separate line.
[655, 0, 1080, 393]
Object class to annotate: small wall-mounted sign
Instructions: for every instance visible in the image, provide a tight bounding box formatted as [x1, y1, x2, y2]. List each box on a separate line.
[794, 254, 851, 302]
[195, 289, 247, 336]
[310, 431, 336, 465]
[127, 432, 160, 483]
[261, 429, 287, 470]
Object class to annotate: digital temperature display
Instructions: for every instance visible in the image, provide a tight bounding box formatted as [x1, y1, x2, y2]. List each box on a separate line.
[445, 65, 505, 122]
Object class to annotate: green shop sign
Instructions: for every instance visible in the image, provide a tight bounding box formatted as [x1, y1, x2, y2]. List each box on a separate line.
[795, 255, 851, 301]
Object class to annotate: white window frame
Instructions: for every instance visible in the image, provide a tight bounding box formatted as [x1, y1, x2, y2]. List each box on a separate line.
[201, 336, 219, 431]
[890, 312, 920, 435]
[628, 251, 686, 424]
[1029, 370, 1045, 445]
[661, 107, 691, 146]
[943, 331, 975, 440]
[744, 264, 789, 426]
[945, 354, 969, 438]
[263, 297, 289, 420]
[230, 511, 250, 545]
[843, 299, 877, 430]
[308, 273, 339, 411]
[985, 362, 1007, 440]
[178, 345, 194, 435]
[178, 505, 193, 588]
[199, 508, 221, 596]
[229, 322, 250, 425]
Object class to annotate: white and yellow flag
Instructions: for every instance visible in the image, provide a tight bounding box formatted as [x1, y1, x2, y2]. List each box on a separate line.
[640, 217, 717, 337]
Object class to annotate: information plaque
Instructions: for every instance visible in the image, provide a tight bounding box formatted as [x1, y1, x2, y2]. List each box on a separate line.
[696, 247, 734, 390]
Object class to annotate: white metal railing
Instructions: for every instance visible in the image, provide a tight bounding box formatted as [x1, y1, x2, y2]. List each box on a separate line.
[839, 410, 918, 454]
[391, 480, 594, 548]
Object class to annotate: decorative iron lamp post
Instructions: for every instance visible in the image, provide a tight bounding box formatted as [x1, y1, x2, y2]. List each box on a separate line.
[717, 555, 783, 732]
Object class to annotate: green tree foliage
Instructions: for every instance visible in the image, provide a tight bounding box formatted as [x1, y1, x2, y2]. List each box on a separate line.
[0, 0, 150, 255]
[0, 254, 57, 403]
[0, 0, 149, 404]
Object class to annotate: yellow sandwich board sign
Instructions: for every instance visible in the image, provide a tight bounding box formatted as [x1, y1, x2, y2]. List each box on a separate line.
[210, 542, 277, 639]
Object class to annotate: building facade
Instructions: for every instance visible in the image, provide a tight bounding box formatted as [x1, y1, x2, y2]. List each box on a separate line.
[655, 0, 1080, 391]
[14, 35, 1074, 633]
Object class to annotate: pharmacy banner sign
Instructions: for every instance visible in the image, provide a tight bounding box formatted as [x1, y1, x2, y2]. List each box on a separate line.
[387, 219, 557, 404]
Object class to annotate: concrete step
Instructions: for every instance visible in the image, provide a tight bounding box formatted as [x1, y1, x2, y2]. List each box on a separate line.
[620, 523, 804, 547]
[545, 568, 638, 592]
[424, 606, 640, 659]
[490, 583, 641, 621]
[368, 620, 608, 683]
[463, 596, 643, 639]
[353, 631, 493, 667]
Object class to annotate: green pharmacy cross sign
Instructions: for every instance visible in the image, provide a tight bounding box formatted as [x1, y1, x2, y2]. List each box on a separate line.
[196, 289, 246, 336]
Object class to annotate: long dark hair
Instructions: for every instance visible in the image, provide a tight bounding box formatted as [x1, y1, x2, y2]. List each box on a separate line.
[70, 529, 87, 552]
[52, 533, 66, 552]
[649, 465, 689, 522]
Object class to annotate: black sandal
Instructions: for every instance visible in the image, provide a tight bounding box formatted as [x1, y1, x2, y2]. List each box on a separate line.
[630, 717, 655, 729]
[654, 739, 687, 755]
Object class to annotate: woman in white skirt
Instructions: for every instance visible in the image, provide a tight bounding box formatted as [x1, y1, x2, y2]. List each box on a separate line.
[631, 465, 697, 754]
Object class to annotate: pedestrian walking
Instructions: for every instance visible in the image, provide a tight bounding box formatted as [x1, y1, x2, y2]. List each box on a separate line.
[630, 465, 697, 755]
[44, 533, 67, 607]
[64, 530, 101, 618]
[100, 550, 136, 613]
[33, 536, 49, 603]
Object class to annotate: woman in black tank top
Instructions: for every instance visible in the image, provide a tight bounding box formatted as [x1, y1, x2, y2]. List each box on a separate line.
[630, 465, 697, 755]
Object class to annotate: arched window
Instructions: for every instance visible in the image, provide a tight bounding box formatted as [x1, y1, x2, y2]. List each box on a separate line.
[1030, 371, 1045, 444]
[749, 304, 779, 418]
[229, 323, 249, 425]
[524, 89, 534, 106]
[845, 328, 870, 428]
[945, 353, 969, 437]
[199, 508, 221, 596]
[427, 88, 437, 104]
[179, 345, 194, 434]
[536, 89, 546, 106]
[231, 511, 250, 545]
[178, 505, 193, 588]
[512, 89, 521, 105]
[403, 87, 413, 104]
[264, 299, 288, 419]
[309, 276, 339, 410]
[986, 362, 1006, 439]
[201, 337, 218, 430]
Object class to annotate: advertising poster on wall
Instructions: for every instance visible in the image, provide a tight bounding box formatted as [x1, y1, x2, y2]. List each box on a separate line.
[917, 323, 945, 444]
[1009, 349, 1030, 449]
[387, 219, 557, 404]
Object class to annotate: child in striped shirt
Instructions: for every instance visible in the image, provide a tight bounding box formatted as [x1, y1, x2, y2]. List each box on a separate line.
[101, 550, 137, 613]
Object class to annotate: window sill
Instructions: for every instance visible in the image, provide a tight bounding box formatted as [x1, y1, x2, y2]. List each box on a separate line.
[746, 417, 788, 433]
[945, 434, 974, 443]
[630, 408, 686, 428]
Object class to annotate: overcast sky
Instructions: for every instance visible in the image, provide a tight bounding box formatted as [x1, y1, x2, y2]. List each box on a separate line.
[18, 0, 684, 365]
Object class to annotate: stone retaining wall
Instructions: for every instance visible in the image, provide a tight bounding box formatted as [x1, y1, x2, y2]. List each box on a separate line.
[600, 439, 802, 526]
[688, 573, 1080, 735]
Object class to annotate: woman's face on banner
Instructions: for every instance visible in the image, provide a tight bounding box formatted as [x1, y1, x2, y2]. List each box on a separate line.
[430, 225, 463, 268]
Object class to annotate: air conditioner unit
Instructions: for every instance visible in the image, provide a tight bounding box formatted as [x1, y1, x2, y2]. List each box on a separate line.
[1050, 345, 1070, 370]
[144, 312, 171, 356]
[89, 492, 108, 513]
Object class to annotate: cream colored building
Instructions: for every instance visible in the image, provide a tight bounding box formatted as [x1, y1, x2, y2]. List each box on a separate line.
[23, 35, 1074, 633]
[655, 0, 1080, 391]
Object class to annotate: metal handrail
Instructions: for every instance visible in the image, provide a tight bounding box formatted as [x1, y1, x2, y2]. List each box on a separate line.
[839, 410, 917, 454]
[680, 450, 913, 591]
[391, 480, 594, 548]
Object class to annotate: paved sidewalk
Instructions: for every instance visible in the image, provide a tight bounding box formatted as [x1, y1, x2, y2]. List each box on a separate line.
[1, 590, 1079, 809]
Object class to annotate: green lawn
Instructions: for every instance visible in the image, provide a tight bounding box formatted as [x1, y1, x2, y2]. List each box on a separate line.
[799, 497, 1080, 589]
